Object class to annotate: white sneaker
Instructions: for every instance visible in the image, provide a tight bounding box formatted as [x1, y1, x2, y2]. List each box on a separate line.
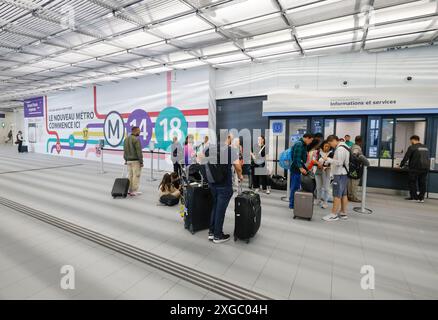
[254, 188, 260, 193]
[322, 213, 339, 222]
[321, 203, 328, 209]
[266, 189, 271, 194]
[131, 191, 142, 196]
[339, 214, 348, 220]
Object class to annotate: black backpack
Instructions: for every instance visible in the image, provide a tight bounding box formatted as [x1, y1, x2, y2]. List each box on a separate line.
[159, 194, 179, 206]
[339, 145, 364, 180]
[203, 145, 229, 185]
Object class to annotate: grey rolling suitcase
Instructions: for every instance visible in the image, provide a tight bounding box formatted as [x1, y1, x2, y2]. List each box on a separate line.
[293, 191, 313, 221]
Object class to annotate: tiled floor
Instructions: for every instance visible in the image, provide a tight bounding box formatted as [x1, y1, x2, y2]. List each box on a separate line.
[0, 146, 437, 300]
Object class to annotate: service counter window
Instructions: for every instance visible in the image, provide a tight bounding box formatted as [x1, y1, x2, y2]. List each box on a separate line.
[336, 118, 362, 140]
[367, 118, 380, 158]
[289, 119, 308, 147]
[380, 119, 394, 167]
[324, 119, 335, 138]
[394, 118, 426, 167]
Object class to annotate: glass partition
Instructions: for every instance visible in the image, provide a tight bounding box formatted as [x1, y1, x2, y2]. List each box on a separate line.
[289, 119, 308, 147]
[380, 118, 394, 167]
[336, 118, 362, 141]
[394, 118, 426, 167]
[324, 119, 335, 138]
[367, 117, 380, 158]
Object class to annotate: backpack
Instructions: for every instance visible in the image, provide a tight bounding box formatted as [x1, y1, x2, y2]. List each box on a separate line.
[301, 172, 316, 192]
[203, 145, 229, 185]
[339, 145, 363, 180]
[279, 147, 293, 170]
[159, 194, 179, 206]
[417, 145, 430, 170]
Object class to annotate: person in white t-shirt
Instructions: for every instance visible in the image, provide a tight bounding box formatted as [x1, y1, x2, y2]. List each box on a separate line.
[321, 135, 350, 222]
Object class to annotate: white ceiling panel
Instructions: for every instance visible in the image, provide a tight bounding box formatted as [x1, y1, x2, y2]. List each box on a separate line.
[246, 42, 300, 58]
[156, 51, 196, 63]
[255, 50, 301, 62]
[169, 29, 225, 48]
[300, 30, 364, 49]
[212, 58, 252, 68]
[286, 0, 369, 26]
[365, 30, 436, 49]
[128, 41, 176, 56]
[51, 52, 91, 63]
[296, 14, 366, 38]
[305, 42, 362, 56]
[123, 0, 192, 24]
[373, 0, 420, 9]
[149, 14, 212, 38]
[222, 12, 288, 38]
[107, 31, 163, 49]
[76, 43, 122, 57]
[123, 58, 160, 69]
[192, 41, 240, 57]
[202, 0, 279, 26]
[28, 59, 66, 69]
[143, 65, 173, 74]
[173, 59, 207, 69]
[371, 0, 438, 25]
[204, 51, 248, 64]
[368, 17, 438, 39]
[239, 29, 294, 49]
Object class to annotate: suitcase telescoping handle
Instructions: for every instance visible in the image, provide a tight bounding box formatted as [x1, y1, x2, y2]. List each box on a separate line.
[122, 164, 127, 178]
[237, 178, 243, 195]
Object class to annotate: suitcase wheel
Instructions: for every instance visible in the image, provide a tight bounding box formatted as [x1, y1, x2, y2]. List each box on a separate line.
[189, 225, 194, 235]
[308, 218, 312, 221]
[293, 216, 297, 219]
[246, 239, 250, 244]
[234, 236, 237, 242]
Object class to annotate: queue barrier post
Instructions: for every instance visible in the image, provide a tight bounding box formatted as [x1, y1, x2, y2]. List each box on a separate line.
[353, 165, 373, 214]
[149, 150, 157, 182]
[281, 169, 290, 203]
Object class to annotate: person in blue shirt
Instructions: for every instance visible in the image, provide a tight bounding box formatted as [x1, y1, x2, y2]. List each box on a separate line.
[289, 133, 314, 209]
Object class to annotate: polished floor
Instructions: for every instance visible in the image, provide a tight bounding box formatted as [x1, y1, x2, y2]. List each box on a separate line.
[0, 145, 437, 300]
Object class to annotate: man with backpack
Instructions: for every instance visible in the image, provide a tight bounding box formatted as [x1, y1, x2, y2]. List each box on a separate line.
[204, 134, 243, 244]
[322, 135, 350, 221]
[348, 135, 364, 202]
[399, 135, 430, 203]
[289, 133, 314, 210]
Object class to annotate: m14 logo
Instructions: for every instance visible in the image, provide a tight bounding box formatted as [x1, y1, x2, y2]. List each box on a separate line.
[104, 111, 125, 147]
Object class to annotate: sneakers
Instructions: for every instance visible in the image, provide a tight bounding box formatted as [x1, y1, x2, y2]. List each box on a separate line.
[213, 234, 231, 244]
[254, 188, 260, 193]
[208, 232, 214, 241]
[417, 199, 425, 203]
[339, 214, 348, 220]
[129, 191, 142, 196]
[322, 214, 339, 222]
[321, 202, 329, 209]
[266, 189, 271, 195]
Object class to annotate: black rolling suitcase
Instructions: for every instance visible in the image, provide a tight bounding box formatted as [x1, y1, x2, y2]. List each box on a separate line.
[184, 182, 213, 234]
[111, 167, 130, 198]
[234, 188, 261, 243]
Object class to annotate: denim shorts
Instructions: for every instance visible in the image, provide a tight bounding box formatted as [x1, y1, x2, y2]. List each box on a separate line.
[332, 175, 348, 198]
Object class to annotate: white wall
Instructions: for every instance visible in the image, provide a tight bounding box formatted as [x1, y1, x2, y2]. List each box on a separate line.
[215, 45, 438, 99]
